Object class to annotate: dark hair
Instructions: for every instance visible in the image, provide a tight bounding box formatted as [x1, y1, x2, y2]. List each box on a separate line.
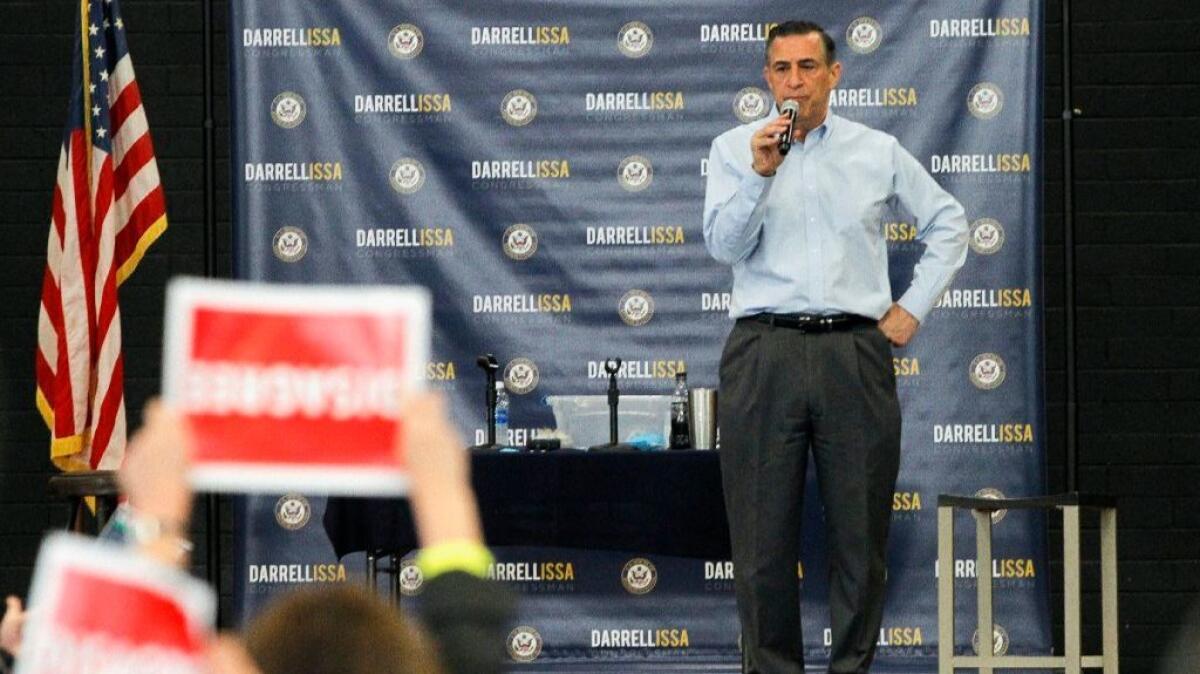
[245, 584, 444, 674]
[765, 21, 836, 65]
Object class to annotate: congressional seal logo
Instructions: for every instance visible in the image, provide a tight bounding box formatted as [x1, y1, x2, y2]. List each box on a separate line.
[389, 158, 426, 194]
[969, 218, 1006, 255]
[504, 357, 539, 395]
[388, 24, 424, 59]
[502, 223, 538, 260]
[974, 487, 1008, 524]
[618, 289, 655, 327]
[968, 82, 1004, 119]
[398, 559, 424, 596]
[617, 21, 653, 58]
[272, 226, 308, 263]
[618, 155, 653, 192]
[273, 494, 310, 530]
[969, 353, 1007, 390]
[501, 89, 538, 127]
[733, 87, 770, 124]
[972, 624, 1010, 656]
[621, 557, 658, 595]
[507, 626, 543, 662]
[846, 17, 883, 54]
[270, 91, 306, 129]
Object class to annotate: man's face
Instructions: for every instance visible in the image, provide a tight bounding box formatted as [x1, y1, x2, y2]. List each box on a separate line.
[763, 33, 841, 128]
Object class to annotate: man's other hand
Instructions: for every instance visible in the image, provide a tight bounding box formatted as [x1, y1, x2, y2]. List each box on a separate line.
[878, 303, 919, 347]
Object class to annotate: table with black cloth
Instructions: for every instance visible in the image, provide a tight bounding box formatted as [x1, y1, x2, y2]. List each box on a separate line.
[323, 450, 731, 560]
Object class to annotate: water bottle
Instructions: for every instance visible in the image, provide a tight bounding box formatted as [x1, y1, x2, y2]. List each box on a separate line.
[494, 381, 510, 446]
[670, 371, 690, 449]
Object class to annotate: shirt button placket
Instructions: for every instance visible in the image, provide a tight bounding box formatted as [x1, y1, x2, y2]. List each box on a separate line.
[804, 148, 824, 311]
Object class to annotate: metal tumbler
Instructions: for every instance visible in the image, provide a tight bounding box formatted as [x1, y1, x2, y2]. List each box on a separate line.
[688, 388, 718, 450]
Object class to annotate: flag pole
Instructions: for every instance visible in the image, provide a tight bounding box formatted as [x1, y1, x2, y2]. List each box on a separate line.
[80, 0, 92, 187]
[1062, 0, 1079, 493]
[201, 0, 222, 621]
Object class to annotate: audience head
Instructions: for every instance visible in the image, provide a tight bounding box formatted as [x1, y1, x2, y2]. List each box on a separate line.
[242, 584, 444, 674]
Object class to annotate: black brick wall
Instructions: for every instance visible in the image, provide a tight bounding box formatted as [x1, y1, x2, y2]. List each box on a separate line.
[0, 1, 1196, 670]
[1042, 1, 1200, 672]
[0, 0, 233, 617]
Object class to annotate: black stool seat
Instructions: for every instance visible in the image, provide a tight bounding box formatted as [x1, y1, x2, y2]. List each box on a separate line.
[47, 471, 120, 498]
[938, 491, 1116, 511]
[47, 470, 121, 535]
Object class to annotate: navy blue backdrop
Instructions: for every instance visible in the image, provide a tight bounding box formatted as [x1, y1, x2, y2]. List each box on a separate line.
[228, 1, 1047, 669]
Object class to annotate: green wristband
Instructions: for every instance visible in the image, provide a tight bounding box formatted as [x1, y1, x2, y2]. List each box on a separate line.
[415, 540, 494, 580]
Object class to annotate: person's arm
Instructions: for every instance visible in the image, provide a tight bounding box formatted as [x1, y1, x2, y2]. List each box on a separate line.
[400, 392, 513, 674]
[890, 138, 969, 324]
[702, 124, 783, 266]
[1, 595, 25, 670]
[404, 393, 486, 565]
[117, 401, 195, 568]
[119, 405, 266, 674]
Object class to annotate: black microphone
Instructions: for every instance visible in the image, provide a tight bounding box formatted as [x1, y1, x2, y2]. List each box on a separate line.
[778, 100, 799, 156]
[470, 354, 501, 450]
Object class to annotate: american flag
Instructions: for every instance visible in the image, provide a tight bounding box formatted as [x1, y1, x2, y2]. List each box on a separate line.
[36, 0, 167, 471]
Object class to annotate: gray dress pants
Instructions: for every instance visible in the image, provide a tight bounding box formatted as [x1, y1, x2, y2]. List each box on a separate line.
[718, 317, 902, 674]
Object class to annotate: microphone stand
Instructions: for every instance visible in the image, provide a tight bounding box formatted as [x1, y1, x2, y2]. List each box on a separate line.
[469, 354, 502, 450]
[589, 358, 637, 453]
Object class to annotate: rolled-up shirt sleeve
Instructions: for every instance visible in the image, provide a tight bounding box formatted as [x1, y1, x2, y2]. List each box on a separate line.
[703, 134, 774, 266]
[890, 139, 968, 322]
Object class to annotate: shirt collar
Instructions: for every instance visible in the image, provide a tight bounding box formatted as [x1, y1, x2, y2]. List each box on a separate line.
[806, 109, 837, 147]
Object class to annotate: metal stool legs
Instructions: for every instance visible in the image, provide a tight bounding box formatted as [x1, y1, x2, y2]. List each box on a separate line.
[938, 493, 1119, 672]
[1101, 508, 1119, 672]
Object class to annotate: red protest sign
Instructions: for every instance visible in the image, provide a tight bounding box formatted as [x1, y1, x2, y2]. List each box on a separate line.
[17, 534, 215, 674]
[163, 279, 430, 495]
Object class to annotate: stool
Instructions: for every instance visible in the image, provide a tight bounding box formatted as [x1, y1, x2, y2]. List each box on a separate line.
[47, 471, 120, 535]
[937, 492, 1118, 673]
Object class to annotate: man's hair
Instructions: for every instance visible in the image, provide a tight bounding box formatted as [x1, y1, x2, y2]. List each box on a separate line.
[244, 584, 444, 674]
[765, 21, 836, 65]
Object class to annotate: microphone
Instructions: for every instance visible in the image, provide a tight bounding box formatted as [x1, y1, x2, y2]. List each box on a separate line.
[778, 100, 799, 156]
[470, 353, 502, 450]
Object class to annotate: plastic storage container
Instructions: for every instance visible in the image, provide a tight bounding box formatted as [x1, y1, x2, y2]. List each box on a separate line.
[545, 395, 672, 449]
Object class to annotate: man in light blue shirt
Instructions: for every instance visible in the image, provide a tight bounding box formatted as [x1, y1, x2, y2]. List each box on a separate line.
[703, 21, 967, 674]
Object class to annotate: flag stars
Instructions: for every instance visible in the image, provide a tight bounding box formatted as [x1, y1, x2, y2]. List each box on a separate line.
[102, 19, 110, 29]
[89, 83, 97, 94]
[115, 18, 124, 30]
[99, 70, 109, 82]
[88, 23, 99, 36]
[94, 45, 106, 59]
[95, 127, 107, 139]
[92, 105, 100, 117]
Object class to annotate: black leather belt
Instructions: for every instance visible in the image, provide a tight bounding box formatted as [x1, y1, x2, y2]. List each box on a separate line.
[739, 312, 875, 333]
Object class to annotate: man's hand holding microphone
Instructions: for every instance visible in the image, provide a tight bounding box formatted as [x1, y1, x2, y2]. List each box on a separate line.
[751, 100, 799, 177]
